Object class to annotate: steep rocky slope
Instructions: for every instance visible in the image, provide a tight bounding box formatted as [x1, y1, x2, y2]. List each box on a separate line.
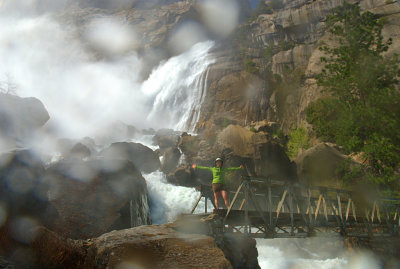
[197, 0, 400, 133]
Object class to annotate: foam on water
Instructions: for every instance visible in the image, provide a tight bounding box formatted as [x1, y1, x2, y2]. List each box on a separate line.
[256, 239, 348, 269]
[143, 171, 212, 224]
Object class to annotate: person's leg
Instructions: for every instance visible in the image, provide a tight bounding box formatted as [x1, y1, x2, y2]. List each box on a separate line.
[221, 190, 230, 208]
[214, 191, 220, 209]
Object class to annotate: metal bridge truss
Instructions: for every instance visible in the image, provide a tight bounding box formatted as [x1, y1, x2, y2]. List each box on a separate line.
[190, 176, 400, 239]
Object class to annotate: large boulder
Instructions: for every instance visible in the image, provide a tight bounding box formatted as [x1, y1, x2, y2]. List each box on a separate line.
[100, 142, 160, 174]
[82, 224, 233, 269]
[179, 125, 296, 190]
[161, 147, 181, 173]
[214, 125, 296, 181]
[57, 137, 97, 159]
[2, 223, 235, 269]
[153, 129, 181, 152]
[218, 233, 260, 269]
[45, 159, 151, 239]
[166, 165, 196, 187]
[295, 143, 355, 187]
[0, 93, 49, 150]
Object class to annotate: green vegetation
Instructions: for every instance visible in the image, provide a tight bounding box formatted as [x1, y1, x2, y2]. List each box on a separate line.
[273, 128, 286, 141]
[222, 117, 230, 129]
[278, 40, 295, 51]
[286, 126, 311, 160]
[263, 45, 274, 60]
[244, 60, 259, 73]
[306, 2, 400, 187]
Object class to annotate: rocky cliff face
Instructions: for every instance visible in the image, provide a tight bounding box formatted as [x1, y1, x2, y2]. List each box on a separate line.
[197, 0, 400, 133]
[55, 0, 251, 79]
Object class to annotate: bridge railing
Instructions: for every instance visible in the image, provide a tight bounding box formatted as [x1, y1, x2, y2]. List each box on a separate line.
[190, 175, 400, 238]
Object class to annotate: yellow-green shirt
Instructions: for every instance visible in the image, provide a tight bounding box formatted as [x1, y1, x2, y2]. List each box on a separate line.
[195, 166, 241, 184]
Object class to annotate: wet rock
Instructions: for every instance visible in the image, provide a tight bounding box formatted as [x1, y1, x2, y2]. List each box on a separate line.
[179, 134, 201, 160]
[82, 224, 233, 269]
[1, 218, 260, 269]
[215, 125, 296, 181]
[0, 93, 49, 150]
[180, 125, 296, 188]
[57, 137, 97, 158]
[346, 236, 400, 262]
[153, 129, 181, 152]
[45, 159, 151, 239]
[174, 214, 260, 269]
[161, 147, 181, 173]
[295, 143, 356, 187]
[141, 128, 156, 136]
[217, 233, 260, 269]
[166, 165, 196, 187]
[248, 120, 280, 134]
[69, 143, 92, 159]
[101, 142, 160, 174]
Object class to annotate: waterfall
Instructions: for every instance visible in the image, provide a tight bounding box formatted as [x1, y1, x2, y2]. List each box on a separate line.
[0, 13, 214, 139]
[141, 41, 215, 132]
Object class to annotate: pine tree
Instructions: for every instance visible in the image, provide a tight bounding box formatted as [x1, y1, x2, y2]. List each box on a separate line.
[306, 2, 400, 185]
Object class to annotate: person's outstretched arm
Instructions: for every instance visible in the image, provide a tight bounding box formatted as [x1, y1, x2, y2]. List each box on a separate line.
[191, 164, 213, 171]
[226, 164, 244, 171]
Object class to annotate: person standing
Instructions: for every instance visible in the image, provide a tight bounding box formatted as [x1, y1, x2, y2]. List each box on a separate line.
[192, 158, 243, 209]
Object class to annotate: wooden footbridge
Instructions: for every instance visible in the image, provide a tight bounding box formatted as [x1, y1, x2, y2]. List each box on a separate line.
[187, 176, 400, 239]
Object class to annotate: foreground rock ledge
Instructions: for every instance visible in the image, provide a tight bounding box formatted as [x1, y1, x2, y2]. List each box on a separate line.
[4, 224, 244, 269]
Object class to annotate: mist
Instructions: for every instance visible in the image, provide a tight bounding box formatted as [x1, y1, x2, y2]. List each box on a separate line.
[0, 3, 219, 146]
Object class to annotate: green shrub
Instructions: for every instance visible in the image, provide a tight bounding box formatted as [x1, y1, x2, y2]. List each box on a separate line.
[279, 40, 295, 51]
[286, 126, 311, 160]
[244, 60, 259, 73]
[263, 46, 274, 61]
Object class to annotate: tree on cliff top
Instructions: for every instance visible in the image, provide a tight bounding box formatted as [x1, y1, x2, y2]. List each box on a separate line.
[306, 2, 400, 187]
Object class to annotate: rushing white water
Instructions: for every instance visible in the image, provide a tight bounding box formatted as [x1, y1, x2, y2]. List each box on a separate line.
[143, 171, 213, 224]
[256, 239, 348, 269]
[0, 13, 214, 139]
[141, 41, 215, 132]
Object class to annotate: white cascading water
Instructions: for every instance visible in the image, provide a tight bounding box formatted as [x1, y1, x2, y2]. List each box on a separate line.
[141, 41, 215, 132]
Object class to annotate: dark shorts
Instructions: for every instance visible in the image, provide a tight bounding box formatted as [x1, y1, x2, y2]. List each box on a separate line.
[212, 183, 226, 193]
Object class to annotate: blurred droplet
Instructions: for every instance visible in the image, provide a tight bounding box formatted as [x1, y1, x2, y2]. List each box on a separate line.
[199, 0, 239, 38]
[168, 22, 208, 55]
[6, 168, 34, 194]
[68, 162, 96, 183]
[10, 217, 39, 244]
[84, 17, 141, 57]
[347, 252, 381, 269]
